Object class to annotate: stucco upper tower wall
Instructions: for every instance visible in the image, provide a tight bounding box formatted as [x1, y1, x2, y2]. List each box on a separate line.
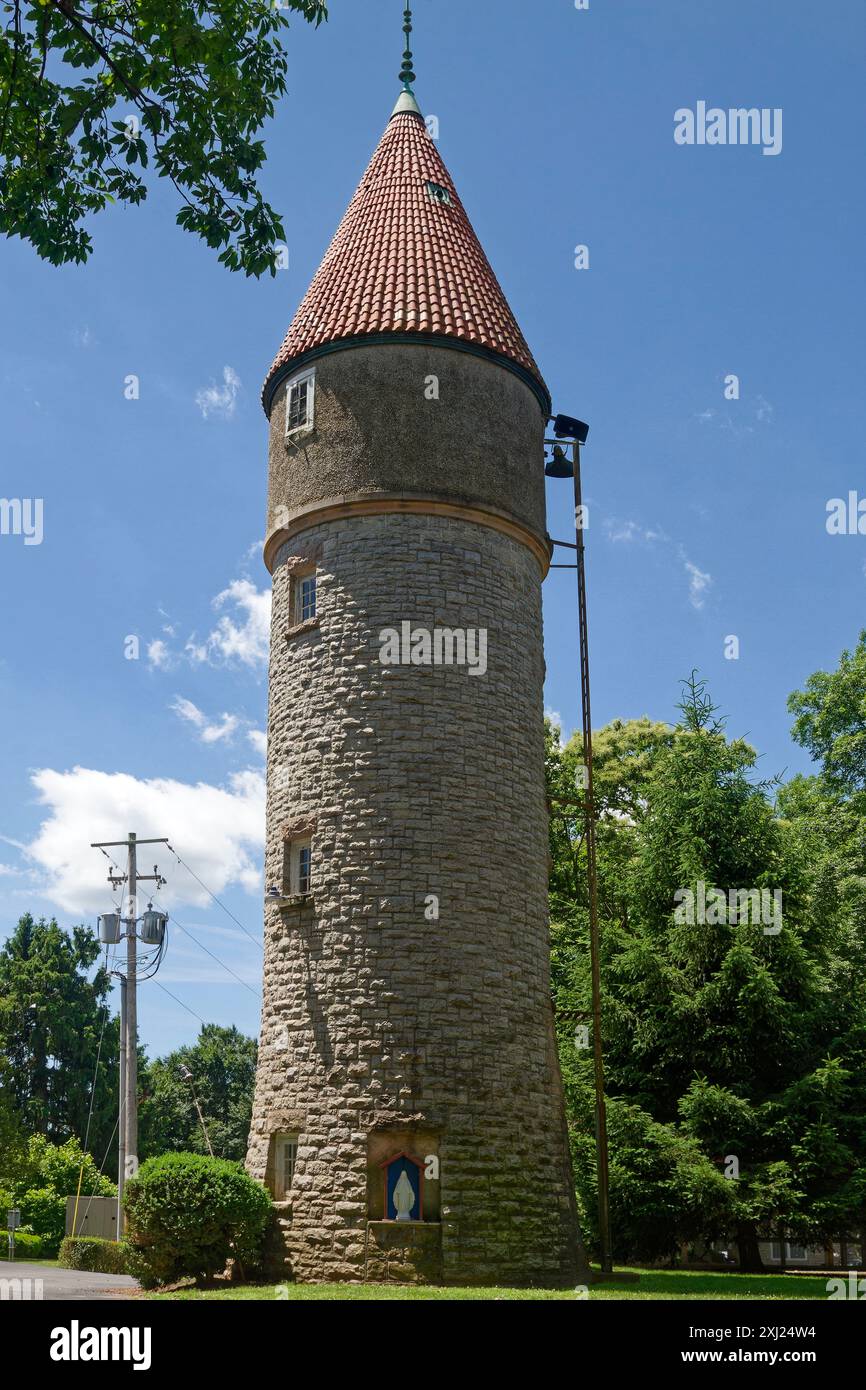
[264, 342, 548, 573]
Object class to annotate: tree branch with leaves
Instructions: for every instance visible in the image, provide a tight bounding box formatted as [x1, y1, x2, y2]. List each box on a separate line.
[0, 0, 328, 274]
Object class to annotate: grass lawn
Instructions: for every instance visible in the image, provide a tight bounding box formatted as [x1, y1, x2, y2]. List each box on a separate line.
[146, 1267, 833, 1301]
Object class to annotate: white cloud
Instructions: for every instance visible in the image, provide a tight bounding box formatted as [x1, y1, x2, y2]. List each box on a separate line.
[25, 766, 265, 915]
[607, 520, 641, 543]
[147, 638, 171, 670]
[756, 394, 774, 424]
[145, 563, 271, 676]
[683, 559, 712, 610]
[189, 579, 271, 670]
[0, 834, 29, 853]
[184, 637, 208, 664]
[195, 365, 241, 420]
[606, 519, 668, 545]
[544, 708, 568, 747]
[694, 404, 767, 439]
[171, 697, 240, 745]
[0, 864, 22, 877]
[604, 517, 712, 612]
[247, 729, 267, 758]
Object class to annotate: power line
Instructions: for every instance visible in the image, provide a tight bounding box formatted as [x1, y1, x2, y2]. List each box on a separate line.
[72, 944, 114, 1235]
[153, 979, 207, 1026]
[168, 913, 260, 999]
[145, 875, 261, 999]
[165, 842, 262, 951]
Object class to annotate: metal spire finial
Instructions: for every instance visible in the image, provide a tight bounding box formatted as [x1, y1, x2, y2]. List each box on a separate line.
[399, 4, 416, 91]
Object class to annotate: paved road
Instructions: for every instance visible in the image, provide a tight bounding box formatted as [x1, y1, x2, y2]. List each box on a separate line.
[0, 1262, 139, 1301]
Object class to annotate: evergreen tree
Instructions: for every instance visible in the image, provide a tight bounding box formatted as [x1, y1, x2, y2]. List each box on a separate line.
[0, 914, 119, 1169]
[549, 671, 866, 1269]
[139, 1024, 257, 1162]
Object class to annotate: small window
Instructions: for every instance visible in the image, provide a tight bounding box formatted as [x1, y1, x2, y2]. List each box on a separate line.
[273, 1133, 298, 1200]
[289, 569, 317, 629]
[298, 842, 312, 895]
[299, 574, 317, 623]
[283, 835, 312, 898]
[286, 369, 315, 437]
[425, 180, 452, 207]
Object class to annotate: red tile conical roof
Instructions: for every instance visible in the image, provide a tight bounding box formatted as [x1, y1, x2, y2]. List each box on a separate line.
[263, 108, 548, 411]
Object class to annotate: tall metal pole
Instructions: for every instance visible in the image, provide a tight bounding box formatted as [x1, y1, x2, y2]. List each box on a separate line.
[117, 975, 126, 1233]
[572, 440, 613, 1274]
[124, 833, 138, 1186]
[183, 1072, 215, 1158]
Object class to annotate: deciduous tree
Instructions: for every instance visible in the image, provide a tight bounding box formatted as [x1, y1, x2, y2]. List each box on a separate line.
[0, 0, 327, 273]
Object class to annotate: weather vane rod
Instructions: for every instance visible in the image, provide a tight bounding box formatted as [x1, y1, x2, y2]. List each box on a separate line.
[400, 4, 416, 91]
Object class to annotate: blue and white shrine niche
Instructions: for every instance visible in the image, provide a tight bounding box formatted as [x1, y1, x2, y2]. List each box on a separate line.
[382, 1152, 423, 1221]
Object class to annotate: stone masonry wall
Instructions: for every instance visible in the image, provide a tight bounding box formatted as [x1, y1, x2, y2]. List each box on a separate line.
[247, 510, 580, 1285]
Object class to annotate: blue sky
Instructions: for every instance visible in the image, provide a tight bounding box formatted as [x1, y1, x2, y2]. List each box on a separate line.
[1, 0, 864, 1057]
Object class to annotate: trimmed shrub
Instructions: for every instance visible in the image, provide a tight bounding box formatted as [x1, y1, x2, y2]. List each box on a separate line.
[123, 1152, 272, 1288]
[15, 1188, 66, 1256]
[1, 1137, 115, 1257]
[58, 1237, 130, 1275]
[9, 1230, 45, 1258]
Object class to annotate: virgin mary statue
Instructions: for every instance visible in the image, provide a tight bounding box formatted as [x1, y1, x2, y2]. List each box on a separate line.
[393, 1169, 417, 1221]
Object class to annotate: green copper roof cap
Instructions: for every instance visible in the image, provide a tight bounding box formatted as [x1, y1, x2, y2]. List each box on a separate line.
[391, 6, 422, 119]
[399, 4, 416, 90]
[391, 87, 423, 118]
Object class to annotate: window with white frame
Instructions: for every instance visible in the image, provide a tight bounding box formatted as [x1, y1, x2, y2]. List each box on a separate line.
[285, 369, 315, 437]
[289, 569, 317, 627]
[770, 1240, 808, 1262]
[273, 1133, 298, 1200]
[298, 841, 312, 895]
[282, 835, 312, 898]
[299, 573, 317, 623]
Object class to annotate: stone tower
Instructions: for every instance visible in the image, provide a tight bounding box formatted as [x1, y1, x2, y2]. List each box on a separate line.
[247, 33, 582, 1287]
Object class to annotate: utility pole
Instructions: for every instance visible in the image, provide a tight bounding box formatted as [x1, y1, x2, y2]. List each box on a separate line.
[117, 976, 126, 1236]
[94, 833, 168, 1230]
[125, 833, 138, 1187]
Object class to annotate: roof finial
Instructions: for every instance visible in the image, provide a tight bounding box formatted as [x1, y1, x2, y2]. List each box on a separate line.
[399, 4, 416, 91]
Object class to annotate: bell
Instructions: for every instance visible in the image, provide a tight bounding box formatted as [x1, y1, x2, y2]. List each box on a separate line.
[545, 445, 574, 479]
